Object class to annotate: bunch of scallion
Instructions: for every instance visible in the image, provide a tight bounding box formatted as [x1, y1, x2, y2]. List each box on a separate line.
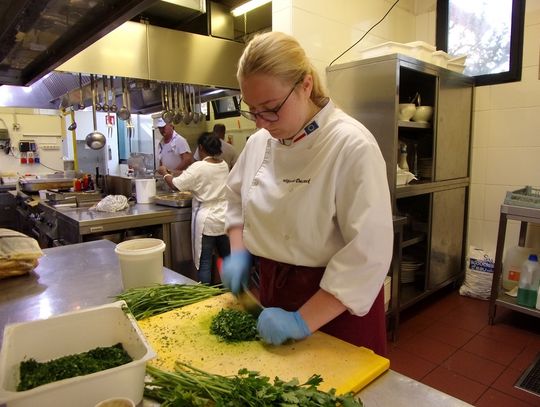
[115, 284, 226, 320]
[145, 363, 364, 406]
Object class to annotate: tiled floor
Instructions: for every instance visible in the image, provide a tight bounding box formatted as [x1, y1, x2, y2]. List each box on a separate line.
[387, 286, 540, 406]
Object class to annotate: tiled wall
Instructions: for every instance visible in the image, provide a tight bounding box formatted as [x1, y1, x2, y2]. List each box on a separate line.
[274, 0, 540, 257]
[468, 0, 540, 255]
[272, 0, 423, 80]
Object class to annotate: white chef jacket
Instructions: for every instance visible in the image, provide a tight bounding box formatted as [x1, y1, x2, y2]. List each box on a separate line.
[172, 158, 229, 269]
[225, 100, 393, 316]
[158, 131, 191, 170]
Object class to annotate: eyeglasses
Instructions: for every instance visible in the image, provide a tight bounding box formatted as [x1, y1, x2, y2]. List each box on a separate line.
[238, 79, 301, 122]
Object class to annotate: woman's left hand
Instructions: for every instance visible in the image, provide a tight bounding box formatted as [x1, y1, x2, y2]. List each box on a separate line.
[257, 308, 311, 345]
[156, 165, 168, 176]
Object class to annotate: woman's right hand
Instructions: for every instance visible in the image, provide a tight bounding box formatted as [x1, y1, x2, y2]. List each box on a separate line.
[221, 250, 252, 295]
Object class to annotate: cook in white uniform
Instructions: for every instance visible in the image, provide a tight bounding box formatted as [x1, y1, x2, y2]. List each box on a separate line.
[193, 124, 239, 169]
[221, 32, 393, 355]
[155, 118, 193, 175]
[159, 133, 230, 284]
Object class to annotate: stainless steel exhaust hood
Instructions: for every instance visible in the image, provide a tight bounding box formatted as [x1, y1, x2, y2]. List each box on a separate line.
[57, 21, 245, 90]
[0, 0, 160, 86]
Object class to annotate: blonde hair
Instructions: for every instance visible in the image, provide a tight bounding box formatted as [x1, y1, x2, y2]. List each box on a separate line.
[237, 32, 328, 108]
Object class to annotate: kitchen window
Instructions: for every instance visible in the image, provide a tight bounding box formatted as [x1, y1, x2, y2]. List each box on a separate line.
[436, 0, 526, 86]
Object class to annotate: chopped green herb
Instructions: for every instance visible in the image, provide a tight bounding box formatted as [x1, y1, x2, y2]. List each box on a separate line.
[145, 362, 364, 406]
[17, 343, 132, 391]
[210, 308, 259, 343]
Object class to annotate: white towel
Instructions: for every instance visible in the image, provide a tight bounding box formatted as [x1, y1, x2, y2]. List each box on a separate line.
[91, 195, 129, 212]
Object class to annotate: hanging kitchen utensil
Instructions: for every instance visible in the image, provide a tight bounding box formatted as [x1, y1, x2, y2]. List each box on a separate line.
[162, 83, 174, 124]
[117, 77, 130, 121]
[183, 84, 193, 125]
[85, 75, 106, 150]
[173, 84, 182, 124]
[78, 73, 84, 110]
[68, 108, 77, 131]
[102, 75, 109, 112]
[192, 86, 200, 124]
[109, 76, 118, 113]
[126, 82, 134, 152]
[94, 77, 102, 111]
[198, 86, 205, 122]
[180, 84, 188, 121]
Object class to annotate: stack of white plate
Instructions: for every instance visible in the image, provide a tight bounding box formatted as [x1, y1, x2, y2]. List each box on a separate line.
[417, 158, 432, 179]
[401, 257, 424, 283]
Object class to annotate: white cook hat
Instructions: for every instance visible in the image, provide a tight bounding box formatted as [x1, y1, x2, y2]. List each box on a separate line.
[153, 117, 167, 127]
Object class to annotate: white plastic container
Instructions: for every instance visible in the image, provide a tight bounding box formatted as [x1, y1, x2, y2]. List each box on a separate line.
[0, 301, 156, 407]
[431, 50, 450, 67]
[447, 61, 466, 74]
[134, 178, 156, 203]
[358, 41, 414, 60]
[517, 254, 540, 308]
[115, 238, 165, 289]
[406, 41, 436, 63]
[502, 246, 540, 290]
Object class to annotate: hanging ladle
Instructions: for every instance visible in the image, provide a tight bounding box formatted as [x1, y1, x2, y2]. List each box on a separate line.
[117, 77, 130, 121]
[109, 76, 117, 113]
[161, 83, 174, 124]
[68, 108, 77, 131]
[85, 74, 106, 150]
[102, 75, 109, 112]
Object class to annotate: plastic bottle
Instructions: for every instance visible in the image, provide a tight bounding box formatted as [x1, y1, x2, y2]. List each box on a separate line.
[516, 254, 540, 308]
[502, 246, 540, 291]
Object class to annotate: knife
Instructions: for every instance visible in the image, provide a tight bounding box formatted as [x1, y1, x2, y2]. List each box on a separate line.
[216, 257, 263, 317]
[237, 283, 264, 317]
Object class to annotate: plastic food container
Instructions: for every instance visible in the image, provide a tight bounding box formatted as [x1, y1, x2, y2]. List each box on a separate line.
[406, 41, 436, 63]
[358, 41, 414, 60]
[0, 301, 156, 407]
[447, 62, 466, 74]
[115, 238, 166, 289]
[431, 50, 450, 67]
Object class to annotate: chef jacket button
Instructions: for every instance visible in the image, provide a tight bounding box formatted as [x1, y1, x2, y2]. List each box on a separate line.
[253, 179, 259, 186]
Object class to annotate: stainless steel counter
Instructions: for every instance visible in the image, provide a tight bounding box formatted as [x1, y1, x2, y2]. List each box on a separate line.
[0, 239, 472, 407]
[45, 201, 191, 236]
[0, 239, 190, 349]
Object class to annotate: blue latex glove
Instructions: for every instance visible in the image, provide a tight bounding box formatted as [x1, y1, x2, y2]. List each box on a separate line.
[257, 307, 311, 345]
[221, 250, 251, 295]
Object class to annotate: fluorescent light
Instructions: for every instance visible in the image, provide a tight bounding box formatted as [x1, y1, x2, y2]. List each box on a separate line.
[231, 0, 271, 16]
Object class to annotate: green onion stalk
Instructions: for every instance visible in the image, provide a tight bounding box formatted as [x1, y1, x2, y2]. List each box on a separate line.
[115, 284, 227, 320]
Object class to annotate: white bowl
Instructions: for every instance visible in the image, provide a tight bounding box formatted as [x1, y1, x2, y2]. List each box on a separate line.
[412, 106, 433, 123]
[398, 103, 416, 121]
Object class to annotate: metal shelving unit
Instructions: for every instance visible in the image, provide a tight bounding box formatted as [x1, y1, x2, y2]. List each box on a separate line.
[328, 54, 473, 339]
[488, 204, 540, 324]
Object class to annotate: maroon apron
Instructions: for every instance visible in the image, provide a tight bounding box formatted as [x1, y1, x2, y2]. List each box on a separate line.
[257, 257, 387, 356]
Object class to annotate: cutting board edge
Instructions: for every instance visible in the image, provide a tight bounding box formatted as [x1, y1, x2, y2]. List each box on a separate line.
[337, 357, 390, 395]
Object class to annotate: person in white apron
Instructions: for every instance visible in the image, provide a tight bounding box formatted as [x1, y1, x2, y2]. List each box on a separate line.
[159, 133, 230, 283]
[221, 32, 393, 355]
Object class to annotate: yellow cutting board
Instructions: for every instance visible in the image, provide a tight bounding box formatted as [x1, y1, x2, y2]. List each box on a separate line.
[137, 293, 389, 395]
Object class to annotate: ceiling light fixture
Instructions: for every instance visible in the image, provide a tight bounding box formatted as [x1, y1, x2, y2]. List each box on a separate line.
[231, 0, 271, 16]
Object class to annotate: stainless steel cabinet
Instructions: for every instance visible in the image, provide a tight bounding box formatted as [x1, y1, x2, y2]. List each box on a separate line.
[429, 187, 466, 288]
[327, 54, 473, 330]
